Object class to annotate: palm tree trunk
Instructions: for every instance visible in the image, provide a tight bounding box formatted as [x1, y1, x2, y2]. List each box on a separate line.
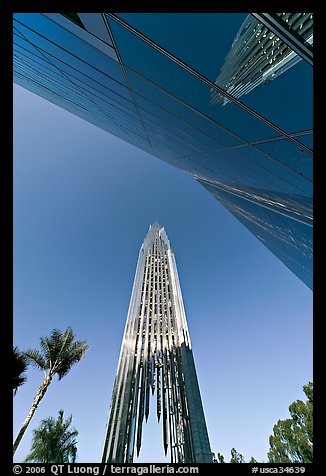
[13, 373, 53, 454]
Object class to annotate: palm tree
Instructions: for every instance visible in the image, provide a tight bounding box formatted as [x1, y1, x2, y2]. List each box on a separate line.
[24, 410, 78, 463]
[13, 327, 89, 454]
[13, 346, 29, 394]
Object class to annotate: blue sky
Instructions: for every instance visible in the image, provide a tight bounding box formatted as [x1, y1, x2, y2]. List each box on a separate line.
[13, 83, 312, 463]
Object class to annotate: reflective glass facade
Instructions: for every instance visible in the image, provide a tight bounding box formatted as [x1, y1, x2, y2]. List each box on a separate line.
[13, 13, 313, 289]
[211, 13, 313, 106]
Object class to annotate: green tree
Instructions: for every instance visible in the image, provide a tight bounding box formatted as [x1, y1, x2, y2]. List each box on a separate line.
[230, 447, 245, 463]
[13, 327, 89, 454]
[13, 346, 29, 395]
[213, 448, 247, 462]
[268, 382, 313, 463]
[24, 410, 78, 463]
[212, 452, 225, 462]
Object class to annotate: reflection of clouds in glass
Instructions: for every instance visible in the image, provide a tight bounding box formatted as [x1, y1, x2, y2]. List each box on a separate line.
[197, 175, 312, 288]
[195, 175, 312, 224]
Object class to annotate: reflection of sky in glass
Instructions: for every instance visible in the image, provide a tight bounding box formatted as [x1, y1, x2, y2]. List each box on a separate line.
[115, 13, 312, 135]
[115, 13, 248, 83]
[13, 12, 313, 289]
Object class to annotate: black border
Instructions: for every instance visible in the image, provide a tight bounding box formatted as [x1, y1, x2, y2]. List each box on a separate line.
[4, 2, 320, 473]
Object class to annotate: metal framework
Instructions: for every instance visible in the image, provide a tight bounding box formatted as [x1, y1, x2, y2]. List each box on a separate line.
[211, 13, 313, 106]
[102, 223, 212, 463]
[251, 13, 313, 66]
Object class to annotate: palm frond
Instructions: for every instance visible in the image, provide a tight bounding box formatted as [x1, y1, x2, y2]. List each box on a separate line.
[13, 346, 29, 393]
[63, 327, 75, 346]
[24, 410, 78, 463]
[40, 329, 66, 367]
[39, 336, 54, 367]
[23, 329, 89, 380]
[38, 328, 82, 374]
[24, 349, 48, 371]
[56, 340, 89, 380]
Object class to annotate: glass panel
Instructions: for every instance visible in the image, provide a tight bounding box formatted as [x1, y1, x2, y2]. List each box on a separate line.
[228, 57, 313, 133]
[256, 139, 312, 182]
[134, 94, 224, 153]
[177, 145, 311, 197]
[126, 68, 245, 147]
[13, 13, 153, 149]
[107, 15, 281, 143]
[294, 132, 313, 149]
[140, 114, 206, 157]
[112, 13, 313, 138]
[15, 13, 111, 66]
[14, 67, 148, 149]
[13, 16, 125, 86]
[13, 44, 138, 130]
[114, 13, 247, 82]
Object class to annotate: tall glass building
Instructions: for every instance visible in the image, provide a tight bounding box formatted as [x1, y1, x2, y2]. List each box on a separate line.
[102, 223, 212, 463]
[13, 13, 313, 289]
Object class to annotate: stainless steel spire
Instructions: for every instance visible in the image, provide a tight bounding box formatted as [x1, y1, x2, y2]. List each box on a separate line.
[102, 223, 212, 463]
